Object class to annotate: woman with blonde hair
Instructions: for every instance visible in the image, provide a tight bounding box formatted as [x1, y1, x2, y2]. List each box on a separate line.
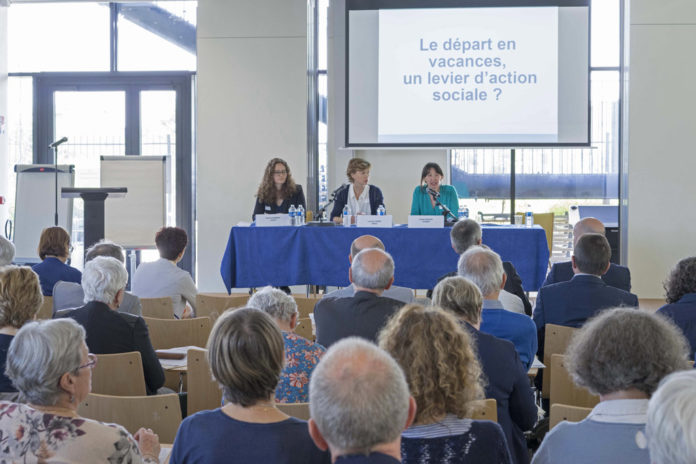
[31, 226, 81, 296]
[330, 158, 385, 222]
[379, 304, 512, 464]
[252, 157, 306, 220]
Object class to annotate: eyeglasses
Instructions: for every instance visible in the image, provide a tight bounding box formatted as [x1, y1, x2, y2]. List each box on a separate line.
[78, 353, 98, 370]
[272, 170, 287, 175]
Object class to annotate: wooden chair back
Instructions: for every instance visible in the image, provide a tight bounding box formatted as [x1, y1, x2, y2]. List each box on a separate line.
[550, 354, 600, 408]
[187, 347, 223, 415]
[542, 324, 578, 399]
[143, 316, 212, 350]
[549, 404, 592, 430]
[37, 296, 53, 320]
[293, 296, 319, 319]
[196, 293, 249, 322]
[533, 212, 555, 253]
[140, 297, 174, 319]
[277, 402, 310, 421]
[468, 399, 497, 422]
[78, 393, 182, 443]
[294, 318, 314, 341]
[92, 352, 146, 396]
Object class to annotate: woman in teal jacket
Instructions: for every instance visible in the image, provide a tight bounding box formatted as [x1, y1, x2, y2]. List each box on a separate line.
[410, 162, 459, 218]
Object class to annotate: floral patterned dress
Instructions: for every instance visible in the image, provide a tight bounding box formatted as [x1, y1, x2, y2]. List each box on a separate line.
[275, 332, 326, 404]
[0, 402, 155, 463]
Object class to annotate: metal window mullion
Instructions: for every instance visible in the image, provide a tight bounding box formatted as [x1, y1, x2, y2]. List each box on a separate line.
[125, 87, 140, 155]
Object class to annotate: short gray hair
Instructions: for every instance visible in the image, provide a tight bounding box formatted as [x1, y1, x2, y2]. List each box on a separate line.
[82, 256, 128, 304]
[309, 338, 409, 454]
[457, 246, 504, 297]
[566, 308, 690, 396]
[432, 276, 483, 326]
[85, 239, 125, 263]
[6, 319, 86, 406]
[0, 237, 14, 266]
[647, 370, 696, 464]
[450, 219, 481, 254]
[351, 248, 394, 290]
[248, 286, 298, 323]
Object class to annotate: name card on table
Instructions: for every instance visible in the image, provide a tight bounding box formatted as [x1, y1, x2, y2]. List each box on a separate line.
[255, 214, 291, 227]
[356, 215, 393, 228]
[408, 215, 444, 228]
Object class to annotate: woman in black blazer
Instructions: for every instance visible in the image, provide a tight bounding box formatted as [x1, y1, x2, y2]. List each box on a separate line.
[330, 157, 384, 223]
[252, 158, 306, 220]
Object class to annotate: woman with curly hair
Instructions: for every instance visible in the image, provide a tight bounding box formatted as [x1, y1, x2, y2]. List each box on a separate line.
[252, 158, 306, 220]
[379, 304, 512, 464]
[657, 256, 696, 359]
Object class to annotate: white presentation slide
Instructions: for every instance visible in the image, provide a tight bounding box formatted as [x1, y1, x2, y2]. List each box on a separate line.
[377, 7, 559, 143]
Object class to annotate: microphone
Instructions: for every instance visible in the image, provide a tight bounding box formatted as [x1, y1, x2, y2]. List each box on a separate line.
[426, 187, 440, 198]
[48, 137, 68, 148]
[330, 183, 349, 197]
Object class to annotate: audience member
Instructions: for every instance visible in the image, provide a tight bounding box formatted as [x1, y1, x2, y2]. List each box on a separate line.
[433, 276, 536, 464]
[314, 248, 404, 347]
[532, 308, 690, 464]
[645, 370, 696, 464]
[31, 226, 81, 296]
[248, 286, 326, 403]
[0, 236, 15, 266]
[458, 246, 537, 369]
[1, 319, 159, 462]
[322, 235, 414, 304]
[0, 266, 42, 401]
[428, 218, 530, 315]
[657, 256, 696, 359]
[379, 304, 512, 464]
[542, 217, 631, 291]
[132, 226, 197, 318]
[170, 308, 330, 464]
[308, 337, 416, 463]
[533, 233, 638, 359]
[60, 257, 164, 395]
[53, 239, 142, 316]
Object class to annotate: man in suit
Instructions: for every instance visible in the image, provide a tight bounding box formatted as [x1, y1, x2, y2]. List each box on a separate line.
[458, 246, 537, 370]
[53, 240, 142, 316]
[534, 233, 638, 358]
[322, 235, 414, 304]
[60, 256, 164, 395]
[314, 248, 404, 348]
[542, 216, 631, 291]
[428, 219, 531, 315]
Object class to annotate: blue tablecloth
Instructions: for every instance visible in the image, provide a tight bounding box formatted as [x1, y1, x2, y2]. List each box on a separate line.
[220, 224, 549, 292]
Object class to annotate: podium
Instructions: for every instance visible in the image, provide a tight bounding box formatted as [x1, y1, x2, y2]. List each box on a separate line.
[61, 187, 127, 253]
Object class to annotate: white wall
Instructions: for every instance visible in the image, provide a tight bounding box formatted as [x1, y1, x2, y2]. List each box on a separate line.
[0, 7, 9, 229]
[626, 0, 696, 297]
[196, 0, 307, 291]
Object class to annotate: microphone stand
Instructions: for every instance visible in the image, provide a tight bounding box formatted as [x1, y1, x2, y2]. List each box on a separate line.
[314, 184, 348, 225]
[428, 189, 459, 223]
[53, 145, 59, 226]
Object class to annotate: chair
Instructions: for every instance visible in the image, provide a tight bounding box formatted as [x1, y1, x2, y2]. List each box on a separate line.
[187, 347, 223, 415]
[277, 402, 310, 421]
[196, 293, 248, 322]
[549, 404, 592, 430]
[294, 318, 314, 341]
[37, 296, 53, 320]
[293, 295, 319, 319]
[468, 399, 497, 422]
[140, 297, 175, 319]
[542, 324, 578, 399]
[143, 316, 212, 350]
[532, 212, 555, 254]
[78, 393, 182, 443]
[549, 354, 599, 408]
[92, 352, 146, 396]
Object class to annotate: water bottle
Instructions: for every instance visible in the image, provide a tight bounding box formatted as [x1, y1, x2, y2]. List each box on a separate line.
[297, 205, 305, 225]
[377, 204, 386, 216]
[342, 205, 351, 227]
[525, 211, 533, 227]
[458, 204, 469, 220]
[288, 205, 296, 226]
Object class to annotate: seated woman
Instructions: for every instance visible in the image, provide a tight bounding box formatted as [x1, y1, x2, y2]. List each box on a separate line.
[330, 158, 384, 223]
[379, 304, 513, 464]
[432, 276, 536, 464]
[657, 256, 696, 359]
[170, 308, 330, 464]
[1, 318, 159, 462]
[410, 162, 459, 218]
[253, 158, 306, 220]
[248, 286, 325, 403]
[0, 266, 43, 401]
[131, 226, 197, 318]
[31, 226, 81, 296]
[532, 308, 691, 464]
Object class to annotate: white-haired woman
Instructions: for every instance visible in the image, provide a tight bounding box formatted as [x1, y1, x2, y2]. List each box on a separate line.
[0, 318, 159, 462]
[248, 286, 325, 403]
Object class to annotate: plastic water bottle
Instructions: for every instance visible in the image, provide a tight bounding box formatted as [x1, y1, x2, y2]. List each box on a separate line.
[458, 205, 469, 220]
[342, 205, 351, 227]
[525, 211, 533, 227]
[288, 205, 296, 226]
[377, 204, 386, 216]
[297, 205, 305, 225]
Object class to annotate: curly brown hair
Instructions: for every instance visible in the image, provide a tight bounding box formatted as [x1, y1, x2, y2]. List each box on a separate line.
[378, 304, 484, 424]
[256, 158, 298, 204]
[0, 266, 43, 329]
[664, 257, 696, 304]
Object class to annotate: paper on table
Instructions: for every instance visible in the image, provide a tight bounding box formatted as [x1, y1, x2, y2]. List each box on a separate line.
[157, 346, 200, 369]
[236, 222, 252, 227]
[531, 357, 545, 369]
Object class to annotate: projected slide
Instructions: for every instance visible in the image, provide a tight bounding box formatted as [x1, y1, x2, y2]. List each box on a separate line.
[377, 7, 558, 143]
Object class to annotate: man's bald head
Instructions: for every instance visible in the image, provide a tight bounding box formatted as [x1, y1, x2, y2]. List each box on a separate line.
[573, 217, 606, 246]
[350, 235, 385, 259]
[350, 248, 394, 290]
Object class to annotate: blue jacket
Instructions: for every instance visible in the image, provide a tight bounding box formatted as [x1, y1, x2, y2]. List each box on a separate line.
[657, 293, 696, 360]
[330, 184, 384, 220]
[32, 257, 81, 296]
[542, 261, 631, 292]
[480, 300, 537, 371]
